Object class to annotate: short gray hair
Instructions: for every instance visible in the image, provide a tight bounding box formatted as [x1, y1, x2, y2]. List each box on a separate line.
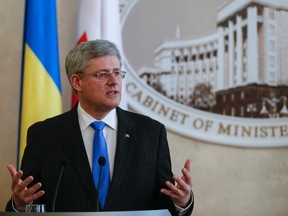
[65, 39, 122, 80]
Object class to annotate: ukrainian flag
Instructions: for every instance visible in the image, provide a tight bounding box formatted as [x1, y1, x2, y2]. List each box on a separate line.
[18, 0, 62, 166]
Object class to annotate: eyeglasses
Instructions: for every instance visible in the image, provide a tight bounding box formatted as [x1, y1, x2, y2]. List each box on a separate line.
[77, 70, 126, 81]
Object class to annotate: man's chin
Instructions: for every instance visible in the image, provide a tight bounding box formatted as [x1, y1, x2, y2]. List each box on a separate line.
[107, 100, 121, 109]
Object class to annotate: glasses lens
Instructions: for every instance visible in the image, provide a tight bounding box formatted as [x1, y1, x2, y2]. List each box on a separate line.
[97, 72, 109, 80]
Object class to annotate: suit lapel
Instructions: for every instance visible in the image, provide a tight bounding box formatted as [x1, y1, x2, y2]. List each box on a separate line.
[105, 108, 135, 207]
[59, 106, 98, 206]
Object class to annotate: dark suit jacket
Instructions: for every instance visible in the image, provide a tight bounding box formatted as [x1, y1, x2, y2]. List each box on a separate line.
[6, 105, 193, 216]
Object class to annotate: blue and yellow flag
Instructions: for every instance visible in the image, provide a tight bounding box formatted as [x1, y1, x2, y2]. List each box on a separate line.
[18, 0, 62, 166]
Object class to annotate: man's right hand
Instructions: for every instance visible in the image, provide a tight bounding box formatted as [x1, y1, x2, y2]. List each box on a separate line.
[7, 164, 45, 212]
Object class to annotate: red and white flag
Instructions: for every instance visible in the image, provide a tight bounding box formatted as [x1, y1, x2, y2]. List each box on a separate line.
[72, 0, 127, 109]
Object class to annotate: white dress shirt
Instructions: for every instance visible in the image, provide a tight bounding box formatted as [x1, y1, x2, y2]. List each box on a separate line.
[77, 103, 117, 180]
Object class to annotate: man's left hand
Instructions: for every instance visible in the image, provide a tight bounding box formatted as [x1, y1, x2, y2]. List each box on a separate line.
[161, 159, 193, 208]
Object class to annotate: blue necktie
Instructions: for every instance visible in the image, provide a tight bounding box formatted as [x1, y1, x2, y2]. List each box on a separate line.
[91, 121, 110, 208]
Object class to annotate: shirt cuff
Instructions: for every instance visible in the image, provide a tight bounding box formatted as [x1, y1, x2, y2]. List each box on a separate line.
[174, 190, 194, 215]
[11, 195, 20, 213]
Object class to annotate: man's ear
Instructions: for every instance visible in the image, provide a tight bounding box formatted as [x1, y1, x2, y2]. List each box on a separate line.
[71, 74, 82, 92]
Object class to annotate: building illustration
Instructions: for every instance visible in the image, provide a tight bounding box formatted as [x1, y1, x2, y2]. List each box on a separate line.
[138, 0, 288, 118]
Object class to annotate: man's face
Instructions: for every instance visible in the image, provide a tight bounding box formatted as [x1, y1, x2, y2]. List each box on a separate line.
[73, 55, 122, 118]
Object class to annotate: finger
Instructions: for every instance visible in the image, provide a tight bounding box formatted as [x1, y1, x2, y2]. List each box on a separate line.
[31, 190, 45, 201]
[164, 179, 186, 197]
[14, 176, 34, 193]
[164, 176, 189, 194]
[183, 159, 191, 172]
[161, 180, 182, 198]
[181, 167, 192, 187]
[11, 170, 24, 190]
[22, 184, 45, 203]
[27, 182, 43, 195]
[160, 187, 179, 200]
[7, 164, 18, 177]
[174, 175, 191, 193]
[176, 160, 191, 180]
[8, 164, 24, 187]
[181, 159, 192, 186]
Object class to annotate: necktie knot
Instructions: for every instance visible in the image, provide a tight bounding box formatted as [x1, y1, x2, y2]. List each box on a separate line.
[91, 121, 105, 131]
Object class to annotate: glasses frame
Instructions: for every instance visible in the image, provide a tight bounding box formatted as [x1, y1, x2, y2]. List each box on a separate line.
[76, 70, 126, 81]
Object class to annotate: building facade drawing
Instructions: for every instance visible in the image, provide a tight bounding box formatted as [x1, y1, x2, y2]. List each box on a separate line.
[138, 0, 288, 118]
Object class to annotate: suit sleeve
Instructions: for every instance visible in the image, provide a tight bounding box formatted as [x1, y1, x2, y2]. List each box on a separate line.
[154, 124, 193, 216]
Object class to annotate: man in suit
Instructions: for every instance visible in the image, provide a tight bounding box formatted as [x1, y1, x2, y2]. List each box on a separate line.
[6, 39, 194, 215]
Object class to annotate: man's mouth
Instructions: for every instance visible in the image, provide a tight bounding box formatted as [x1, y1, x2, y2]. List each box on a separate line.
[107, 90, 119, 95]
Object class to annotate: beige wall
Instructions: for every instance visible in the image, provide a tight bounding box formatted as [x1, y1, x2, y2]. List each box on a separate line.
[0, 1, 287, 216]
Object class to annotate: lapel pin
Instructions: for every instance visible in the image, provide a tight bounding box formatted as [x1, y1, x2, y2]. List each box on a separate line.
[125, 134, 130, 138]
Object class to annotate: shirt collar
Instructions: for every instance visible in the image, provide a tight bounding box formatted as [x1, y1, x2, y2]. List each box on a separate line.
[77, 103, 117, 132]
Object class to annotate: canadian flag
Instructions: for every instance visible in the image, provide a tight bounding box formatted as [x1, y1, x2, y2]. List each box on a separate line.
[72, 0, 127, 109]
